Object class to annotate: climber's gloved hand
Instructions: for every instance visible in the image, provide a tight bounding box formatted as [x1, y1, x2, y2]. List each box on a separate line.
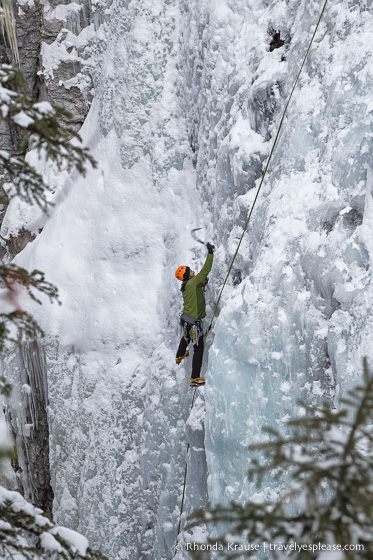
[207, 242, 215, 254]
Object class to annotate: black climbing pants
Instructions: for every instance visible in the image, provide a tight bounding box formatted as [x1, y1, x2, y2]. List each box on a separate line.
[176, 324, 204, 379]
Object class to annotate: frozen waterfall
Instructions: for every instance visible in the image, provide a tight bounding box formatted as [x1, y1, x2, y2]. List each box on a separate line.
[1, 0, 373, 559]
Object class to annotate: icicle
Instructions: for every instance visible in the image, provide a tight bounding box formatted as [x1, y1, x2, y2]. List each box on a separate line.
[0, 0, 20, 66]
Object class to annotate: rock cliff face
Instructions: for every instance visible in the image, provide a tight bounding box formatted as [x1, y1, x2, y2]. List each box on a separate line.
[1, 0, 98, 512]
[0, 0, 98, 200]
[38, 0, 99, 130]
[4, 342, 54, 513]
[1, 1, 372, 559]
[1, 0, 95, 123]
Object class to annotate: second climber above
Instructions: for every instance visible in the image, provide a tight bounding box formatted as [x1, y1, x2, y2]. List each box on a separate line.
[175, 242, 214, 387]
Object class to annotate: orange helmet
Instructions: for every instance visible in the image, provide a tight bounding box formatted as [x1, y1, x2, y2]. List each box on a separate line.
[175, 266, 190, 281]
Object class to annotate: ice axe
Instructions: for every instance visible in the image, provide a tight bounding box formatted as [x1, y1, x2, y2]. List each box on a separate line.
[191, 228, 206, 246]
[191, 228, 215, 254]
[191, 228, 211, 293]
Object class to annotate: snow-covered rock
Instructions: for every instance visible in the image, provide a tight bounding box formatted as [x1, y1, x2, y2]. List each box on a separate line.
[1, 0, 372, 559]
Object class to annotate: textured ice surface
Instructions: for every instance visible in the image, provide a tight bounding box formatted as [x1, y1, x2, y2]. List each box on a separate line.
[2, 0, 373, 559]
[199, 0, 373, 508]
[4, 0, 206, 557]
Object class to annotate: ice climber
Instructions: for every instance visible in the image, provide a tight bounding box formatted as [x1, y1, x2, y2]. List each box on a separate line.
[175, 243, 214, 387]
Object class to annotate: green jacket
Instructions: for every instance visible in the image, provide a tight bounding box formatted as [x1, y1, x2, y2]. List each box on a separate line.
[181, 253, 213, 320]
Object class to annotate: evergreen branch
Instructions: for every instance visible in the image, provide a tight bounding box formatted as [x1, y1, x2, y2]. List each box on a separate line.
[0, 151, 54, 210]
[186, 361, 373, 559]
[0, 499, 107, 559]
[0, 64, 107, 560]
[0, 264, 61, 305]
[0, 311, 45, 352]
[0, 64, 97, 212]
[341, 359, 373, 465]
[0, 264, 60, 350]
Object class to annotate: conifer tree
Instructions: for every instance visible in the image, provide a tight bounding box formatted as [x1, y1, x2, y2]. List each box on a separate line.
[0, 488, 107, 560]
[188, 358, 373, 559]
[0, 64, 104, 556]
[0, 63, 96, 350]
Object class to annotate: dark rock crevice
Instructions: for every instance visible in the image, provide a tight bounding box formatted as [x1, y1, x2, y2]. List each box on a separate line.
[270, 31, 285, 52]
[5, 342, 54, 514]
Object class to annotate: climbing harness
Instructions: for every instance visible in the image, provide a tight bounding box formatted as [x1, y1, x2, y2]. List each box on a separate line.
[179, 312, 187, 340]
[191, 325, 198, 345]
[174, 0, 329, 554]
[191, 321, 203, 346]
[180, 312, 204, 346]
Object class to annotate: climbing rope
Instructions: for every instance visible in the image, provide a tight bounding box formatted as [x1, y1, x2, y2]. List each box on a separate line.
[207, 0, 330, 333]
[174, 0, 329, 554]
[174, 387, 197, 552]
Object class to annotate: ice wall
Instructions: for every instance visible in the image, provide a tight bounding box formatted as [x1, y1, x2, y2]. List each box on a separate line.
[1, 0, 372, 558]
[2, 0, 210, 558]
[189, 0, 373, 507]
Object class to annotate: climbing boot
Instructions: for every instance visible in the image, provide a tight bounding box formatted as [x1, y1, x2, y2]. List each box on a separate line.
[189, 377, 205, 387]
[175, 349, 189, 365]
